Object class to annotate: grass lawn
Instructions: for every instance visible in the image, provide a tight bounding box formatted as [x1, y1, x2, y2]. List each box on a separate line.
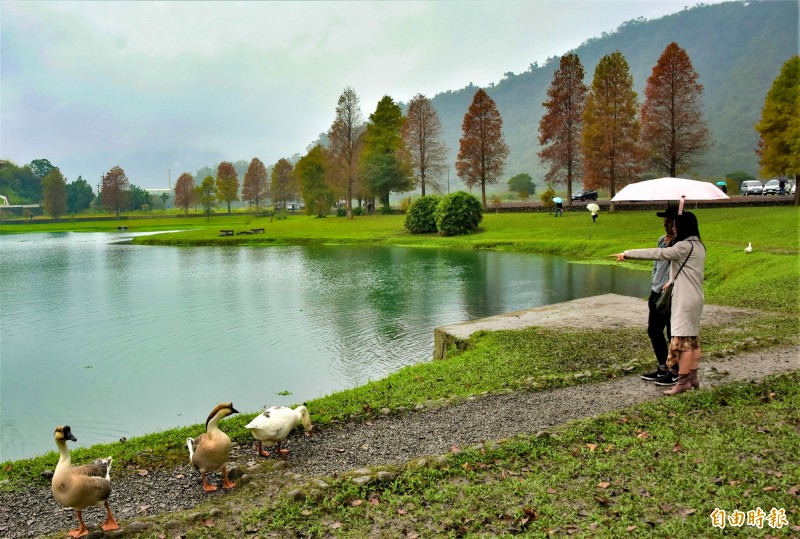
[2, 205, 798, 537]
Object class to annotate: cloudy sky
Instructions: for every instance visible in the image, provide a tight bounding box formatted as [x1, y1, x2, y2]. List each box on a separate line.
[2, 1, 718, 189]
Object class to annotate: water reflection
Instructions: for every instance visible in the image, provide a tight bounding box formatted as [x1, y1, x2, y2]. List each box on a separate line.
[0, 233, 649, 460]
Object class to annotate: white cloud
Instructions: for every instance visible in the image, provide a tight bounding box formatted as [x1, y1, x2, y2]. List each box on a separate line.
[1, 0, 718, 187]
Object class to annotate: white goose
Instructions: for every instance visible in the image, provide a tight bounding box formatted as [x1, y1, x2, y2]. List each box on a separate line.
[51, 425, 119, 538]
[245, 405, 313, 458]
[187, 402, 239, 492]
[745, 242, 753, 253]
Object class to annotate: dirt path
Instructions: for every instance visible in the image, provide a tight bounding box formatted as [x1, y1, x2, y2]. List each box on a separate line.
[1, 345, 797, 538]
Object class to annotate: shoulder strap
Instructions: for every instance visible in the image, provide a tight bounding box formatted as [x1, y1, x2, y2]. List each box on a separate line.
[674, 242, 694, 279]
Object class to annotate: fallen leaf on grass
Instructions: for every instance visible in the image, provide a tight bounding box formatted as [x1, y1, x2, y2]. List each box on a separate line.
[301, 509, 312, 516]
[547, 487, 557, 494]
[137, 469, 149, 476]
[369, 498, 380, 506]
[788, 485, 799, 496]
[201, 518, 214, 527]
[597, 482, 611, 489]
[762, 486, 777, 492]
[330, 522, 342, 529]
[672, 441, 683, 452]
[594, 496, 613, 506]
[604, 444, 615, 453]
[349, 499, 363, 507]
[451, 445, 461, 453]
[626, 525, 638, 532]
[636, 432, 650, 440]
[586, 443, 598, 452]
[679, 508, 696, 516]
[397, 509, 408, 515]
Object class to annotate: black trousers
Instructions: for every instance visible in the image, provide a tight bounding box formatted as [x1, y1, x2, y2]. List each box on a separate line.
[647, 290, 672, 370]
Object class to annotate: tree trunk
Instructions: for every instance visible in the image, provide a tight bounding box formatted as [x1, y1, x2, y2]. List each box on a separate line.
[794, 174, 799, 206]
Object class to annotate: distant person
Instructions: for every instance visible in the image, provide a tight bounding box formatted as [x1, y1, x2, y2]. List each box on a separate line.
[591, 209, 598, 223]
[612, 210, 707, 395]
[554, 200, 563, 217]
[779, 178, 786, 195]
[638, 206, 678, 387]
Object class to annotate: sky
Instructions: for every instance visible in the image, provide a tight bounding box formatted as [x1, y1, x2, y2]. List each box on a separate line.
[1, 1, 723, 190]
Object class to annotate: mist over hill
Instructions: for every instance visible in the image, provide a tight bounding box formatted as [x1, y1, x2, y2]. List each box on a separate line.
[429, 0, 798, 191]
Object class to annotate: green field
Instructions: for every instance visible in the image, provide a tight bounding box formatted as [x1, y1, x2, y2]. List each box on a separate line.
[2, 206, 798, 538]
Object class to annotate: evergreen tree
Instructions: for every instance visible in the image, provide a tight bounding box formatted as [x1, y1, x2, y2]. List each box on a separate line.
[755, 56, 799, 205]
[66, 176, 94, 214]
[198, 175, 217, 219]
[360, 95, 414, 211]
[296, 145, 335, 217]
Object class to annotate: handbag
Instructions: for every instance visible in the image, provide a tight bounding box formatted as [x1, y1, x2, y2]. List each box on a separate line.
[655, 242, 694, 315]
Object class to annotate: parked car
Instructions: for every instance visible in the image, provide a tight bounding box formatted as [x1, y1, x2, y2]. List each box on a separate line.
[571, 189, 599, 201]
[740, 180, 763, 196]
[762, 179, 781, 195]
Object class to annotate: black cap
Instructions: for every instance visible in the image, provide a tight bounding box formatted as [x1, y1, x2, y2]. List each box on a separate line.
[656, 206, 679, 218]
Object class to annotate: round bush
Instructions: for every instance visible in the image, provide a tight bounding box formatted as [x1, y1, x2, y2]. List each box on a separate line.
[404, 195, 441, 234]
[434, 191, 483, 236]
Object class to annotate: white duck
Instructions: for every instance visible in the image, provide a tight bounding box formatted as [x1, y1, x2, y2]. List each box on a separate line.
[745, 242, 753, 253]
[51, 425, 119, 538]
[245, 405, 313, 458]
[187, 402, 239, 492]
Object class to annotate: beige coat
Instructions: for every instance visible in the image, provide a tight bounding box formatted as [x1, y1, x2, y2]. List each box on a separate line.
[624, 237, 706, 336]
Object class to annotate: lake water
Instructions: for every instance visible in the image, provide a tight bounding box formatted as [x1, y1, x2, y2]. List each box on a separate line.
[0, 232, 649, 461]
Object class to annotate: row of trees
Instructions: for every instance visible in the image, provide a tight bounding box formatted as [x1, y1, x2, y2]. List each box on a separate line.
[538, 42, 712, 208]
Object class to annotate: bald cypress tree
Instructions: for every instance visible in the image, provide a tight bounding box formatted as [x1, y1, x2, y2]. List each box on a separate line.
[456, 89, 509, 210]
[582, 52, 643, 210]
[538, 53, 587, 205]
[641, 42, 711, 177]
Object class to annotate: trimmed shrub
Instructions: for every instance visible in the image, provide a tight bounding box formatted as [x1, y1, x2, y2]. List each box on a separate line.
[404, 195, 441, 234]
[434, 191, 483, 236]
[353, 206, 364, 216]
[336, 207, 347, 217]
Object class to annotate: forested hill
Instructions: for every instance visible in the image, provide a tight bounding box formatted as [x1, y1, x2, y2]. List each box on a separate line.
[429, 0, 798, 189]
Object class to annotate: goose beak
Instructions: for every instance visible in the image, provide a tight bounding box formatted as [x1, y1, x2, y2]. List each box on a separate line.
[230, 406, 239, 415]
[68, 433, 77, 442]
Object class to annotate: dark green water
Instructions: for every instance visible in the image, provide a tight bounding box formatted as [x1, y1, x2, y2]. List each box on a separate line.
[0, 232, 649, 460]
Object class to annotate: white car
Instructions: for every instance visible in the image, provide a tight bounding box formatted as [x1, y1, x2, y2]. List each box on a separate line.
[740, 180, 763, 196]
[762, 179, 781, 195]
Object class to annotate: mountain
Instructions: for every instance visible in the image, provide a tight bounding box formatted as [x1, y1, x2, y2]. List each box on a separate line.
[429, 0, 798, 191]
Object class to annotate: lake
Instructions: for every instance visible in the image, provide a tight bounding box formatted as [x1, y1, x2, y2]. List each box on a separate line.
[0, 232, 650, 461]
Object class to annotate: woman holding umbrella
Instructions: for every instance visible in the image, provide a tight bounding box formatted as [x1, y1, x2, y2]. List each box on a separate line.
[587, 203, 600, 223]
[611, 211, 707, 395]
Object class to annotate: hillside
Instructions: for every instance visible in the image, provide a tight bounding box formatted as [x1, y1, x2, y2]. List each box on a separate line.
[430, 0, 798, 191]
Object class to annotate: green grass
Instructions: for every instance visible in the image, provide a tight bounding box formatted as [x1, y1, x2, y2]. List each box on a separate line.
[237, 372, 799, 538]
[4, 206, 799, 539]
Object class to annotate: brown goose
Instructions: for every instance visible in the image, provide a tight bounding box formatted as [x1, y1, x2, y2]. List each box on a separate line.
[187, 402, 239, 492]
[50, 425, 119, 538]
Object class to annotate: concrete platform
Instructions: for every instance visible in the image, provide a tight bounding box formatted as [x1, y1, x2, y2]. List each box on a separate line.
[432, 293, 756, 359]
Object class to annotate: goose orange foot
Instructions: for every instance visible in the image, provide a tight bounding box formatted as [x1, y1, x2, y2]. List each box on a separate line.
[278, 449, 290, 459]
[222, 468, 236, 490]
[201, 472, 218, 492]
[101, 501, 120, 531]
[257, 441, 271, 457]
[68, 511, 90, 538]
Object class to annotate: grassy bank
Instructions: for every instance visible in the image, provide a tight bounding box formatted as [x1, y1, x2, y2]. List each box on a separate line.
[2, 206, 798, 537]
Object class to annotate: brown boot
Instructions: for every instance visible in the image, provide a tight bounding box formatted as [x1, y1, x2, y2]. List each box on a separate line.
[663, 373, 692, 395]
[689, 369, 700, 389]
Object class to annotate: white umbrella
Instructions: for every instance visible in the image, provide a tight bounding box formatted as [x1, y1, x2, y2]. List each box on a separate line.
[586, 203, 600, 212]
[611, 177, 730, 202]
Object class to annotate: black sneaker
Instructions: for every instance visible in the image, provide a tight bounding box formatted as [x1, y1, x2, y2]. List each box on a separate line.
[641, 369, 668, 381]
[654, 372, 679, 386]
